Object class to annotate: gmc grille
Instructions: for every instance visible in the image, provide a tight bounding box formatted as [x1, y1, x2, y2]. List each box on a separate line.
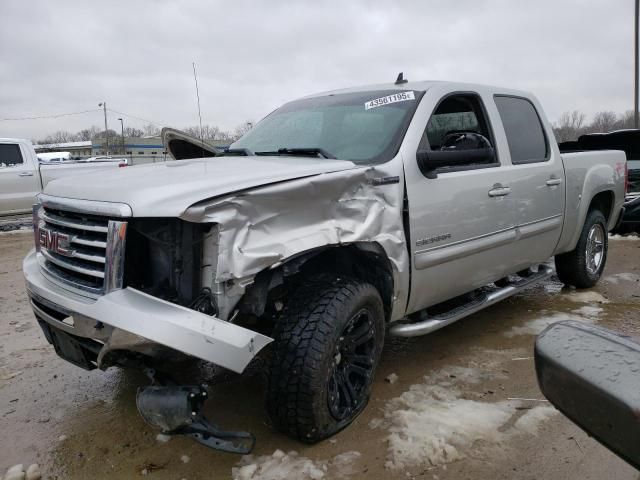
[37, 206, 127, 297]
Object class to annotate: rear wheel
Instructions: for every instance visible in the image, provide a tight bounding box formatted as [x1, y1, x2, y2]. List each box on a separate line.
[555, 209, 608, 288]
[267, 275, 385, 443]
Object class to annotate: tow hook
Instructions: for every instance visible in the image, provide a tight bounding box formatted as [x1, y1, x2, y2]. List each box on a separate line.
[135, 369, 255, 454]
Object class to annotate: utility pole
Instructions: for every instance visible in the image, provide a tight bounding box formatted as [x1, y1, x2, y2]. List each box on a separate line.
[635, 0, 639, 128]
[117, 117, 125, 157]
[98, 102, 109, 154]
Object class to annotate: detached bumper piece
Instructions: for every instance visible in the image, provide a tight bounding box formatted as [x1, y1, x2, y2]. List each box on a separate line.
[136, 376, 255, 454]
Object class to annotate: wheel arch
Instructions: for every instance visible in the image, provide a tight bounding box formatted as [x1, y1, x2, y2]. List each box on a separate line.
[558, 188, 617, 254]
[236, 242, 396, 324]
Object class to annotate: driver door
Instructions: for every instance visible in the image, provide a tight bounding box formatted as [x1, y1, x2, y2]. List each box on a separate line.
[404, 92, 517, 313]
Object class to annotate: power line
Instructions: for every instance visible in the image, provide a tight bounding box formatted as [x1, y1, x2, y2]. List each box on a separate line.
[106, 108, 168, 127]
[0, 108, 100, 121]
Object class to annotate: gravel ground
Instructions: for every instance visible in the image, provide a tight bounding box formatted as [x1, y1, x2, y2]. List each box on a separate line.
[1, 230, 639, 479]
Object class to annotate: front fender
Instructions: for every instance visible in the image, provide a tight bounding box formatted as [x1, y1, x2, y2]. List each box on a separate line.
[181, 166, 410, 321]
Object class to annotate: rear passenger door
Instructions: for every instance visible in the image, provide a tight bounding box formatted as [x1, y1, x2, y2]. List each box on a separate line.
[404, 92, 517, 312]
[0, 142, 40, 216]
[493, 96, 565, 266]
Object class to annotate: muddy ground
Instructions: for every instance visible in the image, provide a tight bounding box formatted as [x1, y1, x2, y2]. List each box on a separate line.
[1, 229, 639, 479]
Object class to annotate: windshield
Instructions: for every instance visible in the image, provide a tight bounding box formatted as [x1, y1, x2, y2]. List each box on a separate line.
[232, 89, 423, 164]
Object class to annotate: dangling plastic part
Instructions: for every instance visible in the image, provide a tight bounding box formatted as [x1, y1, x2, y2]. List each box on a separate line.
[136, 371, 255, 454]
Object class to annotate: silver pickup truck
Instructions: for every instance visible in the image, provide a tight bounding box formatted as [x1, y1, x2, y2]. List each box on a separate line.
[0, 138, 126, 217]
[23, 79, 627, 451]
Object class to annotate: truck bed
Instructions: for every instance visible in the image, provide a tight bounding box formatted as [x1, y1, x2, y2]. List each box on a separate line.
[556, 150, 627, 253]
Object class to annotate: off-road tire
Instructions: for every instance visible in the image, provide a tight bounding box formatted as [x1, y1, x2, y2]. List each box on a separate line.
[555, 209, 608, 288]
[266, 274, 385, 443]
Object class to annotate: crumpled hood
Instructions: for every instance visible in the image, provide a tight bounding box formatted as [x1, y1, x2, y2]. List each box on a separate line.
[43, 155, 358, 217]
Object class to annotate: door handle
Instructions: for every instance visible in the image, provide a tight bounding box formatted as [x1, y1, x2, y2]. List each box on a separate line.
[546, 178, 562, 186]
[18, 171, 34, 177]
[488, 186, 511, 197]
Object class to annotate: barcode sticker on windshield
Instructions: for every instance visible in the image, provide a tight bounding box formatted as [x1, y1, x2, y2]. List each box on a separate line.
[365, 91, 415, 110]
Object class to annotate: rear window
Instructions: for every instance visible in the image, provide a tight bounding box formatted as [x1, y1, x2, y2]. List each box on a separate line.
[0, 143, 24, 167]
[494, 96, 548, 164]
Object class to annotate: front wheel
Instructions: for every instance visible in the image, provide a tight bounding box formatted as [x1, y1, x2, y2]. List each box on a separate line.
[555, 209, 608, 288]
[266, 275, 385, 443]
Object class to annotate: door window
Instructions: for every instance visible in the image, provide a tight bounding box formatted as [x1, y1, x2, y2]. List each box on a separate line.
[494, 95, 549, 164]
[0, 144, 24, 167]
[419, 93, 498, 170]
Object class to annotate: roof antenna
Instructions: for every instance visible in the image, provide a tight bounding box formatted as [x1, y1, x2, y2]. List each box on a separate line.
[192, 61, 205, 158]
[395, 72, 408, 85]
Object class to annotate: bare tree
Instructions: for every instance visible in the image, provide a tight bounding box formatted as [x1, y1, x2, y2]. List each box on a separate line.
[552, 110, 586, 142]
[588, 111, 619, 133]
[616, 110, 635, 130]
[123, 126, 144, 137]
[41, 130, 75, 144]
[76, 126, 102, 141]
[142, 124, 161, 137]
[233, 121, 254, 141]
[183, 124, 221, 141]
[93, 129, 119, 140]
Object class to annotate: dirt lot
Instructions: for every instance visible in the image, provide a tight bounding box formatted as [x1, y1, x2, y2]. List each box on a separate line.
[1, 229, 639, 480]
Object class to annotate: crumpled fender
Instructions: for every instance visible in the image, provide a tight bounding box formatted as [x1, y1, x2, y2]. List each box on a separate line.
[181, 164, 409, 320]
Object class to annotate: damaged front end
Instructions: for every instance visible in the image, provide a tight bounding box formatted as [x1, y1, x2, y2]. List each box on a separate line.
[24, 200, 273, 453]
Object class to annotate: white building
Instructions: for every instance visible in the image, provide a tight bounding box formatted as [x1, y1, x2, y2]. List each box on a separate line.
[34, 141, 93, 158]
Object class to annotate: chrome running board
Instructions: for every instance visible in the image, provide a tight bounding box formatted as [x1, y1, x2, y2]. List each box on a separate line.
[389, 264, 554, 337]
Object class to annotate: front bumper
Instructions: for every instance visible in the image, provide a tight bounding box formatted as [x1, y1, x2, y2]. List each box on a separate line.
[23, 249, 272, 373]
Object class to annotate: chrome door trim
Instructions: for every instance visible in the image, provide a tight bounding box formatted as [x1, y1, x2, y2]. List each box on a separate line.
[516, 214, 563, 240]
[414, 227, 517, 270]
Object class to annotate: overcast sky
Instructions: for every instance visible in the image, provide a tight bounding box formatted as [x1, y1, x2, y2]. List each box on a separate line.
[0, 0, 635, 140]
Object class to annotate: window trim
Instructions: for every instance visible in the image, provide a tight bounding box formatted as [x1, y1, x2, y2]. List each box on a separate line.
[417, 91, 501, 177]
[0, 142, 25, 167]
[493, 94, 550, 165]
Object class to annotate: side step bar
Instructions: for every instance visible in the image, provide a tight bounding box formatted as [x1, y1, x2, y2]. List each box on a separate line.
[390, 265, 554, 337]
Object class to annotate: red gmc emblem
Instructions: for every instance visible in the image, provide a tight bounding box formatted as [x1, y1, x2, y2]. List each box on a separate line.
[39, 228, 73, 256]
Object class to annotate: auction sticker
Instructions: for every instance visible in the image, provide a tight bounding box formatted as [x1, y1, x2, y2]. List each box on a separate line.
[365, 91, 415, 110]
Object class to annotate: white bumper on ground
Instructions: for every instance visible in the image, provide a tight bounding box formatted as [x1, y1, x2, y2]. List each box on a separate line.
[23, 249, 272, 373]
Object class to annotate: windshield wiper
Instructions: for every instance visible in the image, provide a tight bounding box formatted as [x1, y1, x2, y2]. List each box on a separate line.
[222, 148, 254, 156]
[255, 147, 336, 159]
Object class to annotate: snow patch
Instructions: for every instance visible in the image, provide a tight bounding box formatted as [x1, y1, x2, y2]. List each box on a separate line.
[378, 367, 558, 469]
[0, 226, 33, 236]
[564, 291, 609, 304]
[604, 272, 640, 284]
[383, 384, 513, 468]
[609, 234, 640, 241]
[155, 433, 171, 443]
[571, 305, 604, 318]
[513, 406, 557, 435]
[506, 305, 602, 337]
[505, 312, 584, 337]
[180, 454, 190, 464]
[232, 449, 362, 480]
[5, 464, 25, 480]
[385, 373, 399, 384]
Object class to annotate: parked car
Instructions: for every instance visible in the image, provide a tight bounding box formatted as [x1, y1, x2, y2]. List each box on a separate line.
[560, 130, 640, 233]
[22, 79, 627, 452]
[0, 138, 128, 217]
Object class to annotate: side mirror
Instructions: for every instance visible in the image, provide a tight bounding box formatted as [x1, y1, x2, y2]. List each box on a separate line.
[417, 147, 496, 179]
[535, 321, 640, 470]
